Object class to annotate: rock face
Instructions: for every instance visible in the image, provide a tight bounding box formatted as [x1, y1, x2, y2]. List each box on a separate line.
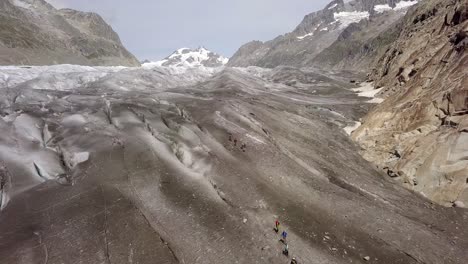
[0, 0, 140, 66]
[228, 0, 418, 69]
[312, 10, 405, 72]
[353, 0, 468, 206]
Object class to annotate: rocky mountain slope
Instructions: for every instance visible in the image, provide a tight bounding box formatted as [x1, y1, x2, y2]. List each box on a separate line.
[312, 8, 404, 71]
[228, 0, 418, 69]
[353, 0, 468, 207]
[0, 0, 140, 66]
[145, 47, 228, 68]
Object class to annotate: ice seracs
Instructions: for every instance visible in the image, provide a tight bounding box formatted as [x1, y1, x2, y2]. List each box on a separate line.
[0, 63, 217, 92]
[0, 65, 126, 90]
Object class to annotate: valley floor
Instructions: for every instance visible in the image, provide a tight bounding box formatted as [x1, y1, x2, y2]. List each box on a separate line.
[0, 65, 466, 264]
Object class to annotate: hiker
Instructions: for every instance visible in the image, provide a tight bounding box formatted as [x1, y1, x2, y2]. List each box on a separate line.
[280, 230, 288, 243]
[228, 134, 232, 141]
[291, 257, 298, 264]
[282, 243, 289, 256]
[274, 220, 280, 233]
[234, 139, 238, 146]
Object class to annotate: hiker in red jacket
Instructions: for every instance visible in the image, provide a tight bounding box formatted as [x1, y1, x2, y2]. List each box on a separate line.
[274, 220, 280, 233]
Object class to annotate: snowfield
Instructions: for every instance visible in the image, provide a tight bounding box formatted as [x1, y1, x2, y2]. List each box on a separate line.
[374, 4, 394, 13]
[296, 24, 322, 40]
[334, 11, 369, 29]
[352, 82, 384, 103]
[297, 32, 314, 40]
[375, 0, 419, 13]
[11, 0, 32, 9]
[343, 82, 385, 135]
[395, 0, 419, 11]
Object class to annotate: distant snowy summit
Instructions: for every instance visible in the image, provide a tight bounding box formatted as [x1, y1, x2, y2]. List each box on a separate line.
[143, 47, 229, 69]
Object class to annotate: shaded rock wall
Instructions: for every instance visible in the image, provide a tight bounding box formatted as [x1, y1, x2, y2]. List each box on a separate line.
[353, 0, 468, 206]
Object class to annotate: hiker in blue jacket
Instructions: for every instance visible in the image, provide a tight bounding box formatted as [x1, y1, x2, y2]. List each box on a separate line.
[280, 230, 288, 243]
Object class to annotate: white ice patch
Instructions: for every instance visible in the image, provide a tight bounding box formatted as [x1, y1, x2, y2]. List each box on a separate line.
[142, 59, 167, 68]
[0, 189, 10, 210]
[352, 83, 384, 103]
[220, 57, 229, 64]
[375, 1, 418, 13]
[62, 114, 87, 126]
[297, 32, 314, 40]
[367, 97, 384, 104]
[11, 0, 32, 9]
[14, 114, 42, 141]
[374, 4, 393, 13]
[328, 3, 338, 9]
[246, 134, 265, 144]
[344, 122, 362, 135]
[70, 152, 89, 168]
[333, 11, 369, 29]
[394, 0, 418, 10]
[296, 23, 322, 40]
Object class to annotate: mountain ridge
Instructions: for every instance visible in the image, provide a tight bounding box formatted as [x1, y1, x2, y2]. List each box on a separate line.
[227, 0, 419, 68]
[0, 0, 140, 66]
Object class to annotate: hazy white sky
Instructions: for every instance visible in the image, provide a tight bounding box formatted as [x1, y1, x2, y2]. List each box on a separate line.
[46, 0, 330, 60]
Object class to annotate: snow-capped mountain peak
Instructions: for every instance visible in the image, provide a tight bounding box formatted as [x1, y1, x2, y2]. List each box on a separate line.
[145, 47, 229, 69]
[295, 0, 419, 40]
